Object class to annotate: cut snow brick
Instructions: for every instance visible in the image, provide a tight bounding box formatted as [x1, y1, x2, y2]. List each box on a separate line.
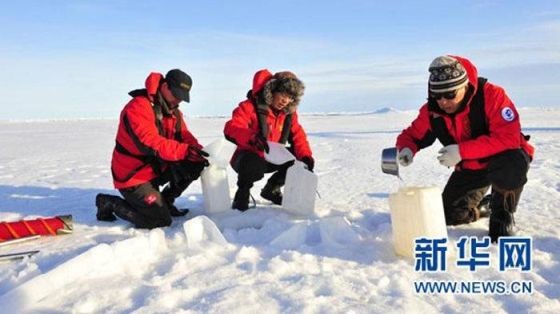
[183, 216, 227, 248]
[319, 216, 361, 247]
[269, 223, 308, 250]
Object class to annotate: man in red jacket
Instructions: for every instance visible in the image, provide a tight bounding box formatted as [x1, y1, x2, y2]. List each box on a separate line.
[396, 55, 534, 242]
[95, 69, 209, 229]
[224, 70, 314, 211]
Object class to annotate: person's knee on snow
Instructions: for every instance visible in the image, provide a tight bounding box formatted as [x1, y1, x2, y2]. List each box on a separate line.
[443, 197, 482, 226]
[133, 192, 172, 229]
[119, 183, 173, 229]
[442, 177, 489, 226]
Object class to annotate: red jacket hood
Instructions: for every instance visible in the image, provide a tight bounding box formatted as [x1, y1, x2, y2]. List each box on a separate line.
[251, 69, 273, 97]
[145, 72, 164, 97]
[451, 55, 479, 94]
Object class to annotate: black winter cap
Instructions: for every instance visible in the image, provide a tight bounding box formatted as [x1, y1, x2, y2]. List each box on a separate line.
[165, 69, 192, 102]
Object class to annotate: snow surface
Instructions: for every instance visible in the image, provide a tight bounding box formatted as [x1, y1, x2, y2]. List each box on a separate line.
[0, 108, 559, 313]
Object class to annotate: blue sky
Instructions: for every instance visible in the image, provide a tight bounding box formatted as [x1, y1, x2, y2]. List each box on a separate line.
[0, 0, 558, 119]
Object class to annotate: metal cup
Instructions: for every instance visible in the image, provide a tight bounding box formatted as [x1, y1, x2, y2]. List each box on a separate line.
[381, 147, 399, 177]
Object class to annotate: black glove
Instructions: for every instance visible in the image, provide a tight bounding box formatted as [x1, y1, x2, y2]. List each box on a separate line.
[301, 156, 314, 172]
[171, 159, 208, 186]
[185, 145, 210, 164]
[249, 133, 269, 153]
[170, 146, 209, 186]
[187, 159, 208, 176]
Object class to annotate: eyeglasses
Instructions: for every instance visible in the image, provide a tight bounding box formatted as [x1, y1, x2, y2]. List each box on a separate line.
[276, 92, 294, 103]
[431, 90, 458, 100]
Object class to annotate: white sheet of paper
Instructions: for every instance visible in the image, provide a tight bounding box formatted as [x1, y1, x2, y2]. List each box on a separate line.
[265, 141, 295, 165]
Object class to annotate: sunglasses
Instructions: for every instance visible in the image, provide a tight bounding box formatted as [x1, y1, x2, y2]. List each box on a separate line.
[431, 90, 458, 100]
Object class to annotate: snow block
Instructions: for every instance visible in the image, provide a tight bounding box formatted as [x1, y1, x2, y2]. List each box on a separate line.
[282, 161, 318, 216]
[183, 216, 227, 248]
[319, 216, 361, 247]
[0, 230, 168, 311]
[389, 186, 448, 258]
[269, 223, 308, 250]
[0, 244, 113, 312]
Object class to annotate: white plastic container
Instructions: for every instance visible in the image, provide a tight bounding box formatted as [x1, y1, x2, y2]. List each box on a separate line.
[201, 164, 231, 213]
[282, 161, 318, 216]
[200, 138, 233, 213]
[388, 186, 448, 258]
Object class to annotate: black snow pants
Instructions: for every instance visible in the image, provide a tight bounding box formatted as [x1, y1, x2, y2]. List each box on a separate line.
[116, 161, 206, 229]
[232, 151, 293, 190]
[442, 149, 530, 225]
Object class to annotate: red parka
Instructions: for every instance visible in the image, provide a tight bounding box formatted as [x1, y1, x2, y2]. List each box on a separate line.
[396, 56, 534, 171]
[224, 69, 313, 164]
[111, 72, 201, 189]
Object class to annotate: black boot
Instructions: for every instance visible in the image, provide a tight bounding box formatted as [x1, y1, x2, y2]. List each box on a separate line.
[161, 190, 189, 217]
[95, 193, 119, 221]
[232, 187, 251, 211]
[477, 194, 492, 218]
[168, 204, 189, 217]
[95, 193, 139, 223]
[488, 187, 521, 243]
[489, 209, 515, 243]
[260, 183, 282, 205]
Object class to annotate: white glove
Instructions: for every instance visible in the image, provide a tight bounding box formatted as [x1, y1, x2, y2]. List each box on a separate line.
[398, 147, 414, 167]
[437, 144, 461, 167]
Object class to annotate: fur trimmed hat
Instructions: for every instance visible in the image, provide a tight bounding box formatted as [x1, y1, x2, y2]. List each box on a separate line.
[258, 71, 305, 113]
[428, 56, 468, 93]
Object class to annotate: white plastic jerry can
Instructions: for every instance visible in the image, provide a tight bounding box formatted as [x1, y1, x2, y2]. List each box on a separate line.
[282, 161, 318, 216]
[201, 164, 231, 213]
[388, 186, 448, 258]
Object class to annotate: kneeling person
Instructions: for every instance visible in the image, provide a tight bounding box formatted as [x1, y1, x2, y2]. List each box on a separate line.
[96, 69, 209, 229]
[395, 55, 534, 242]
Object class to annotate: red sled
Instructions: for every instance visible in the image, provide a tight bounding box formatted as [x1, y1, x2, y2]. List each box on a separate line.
[0, 215, 73, 242]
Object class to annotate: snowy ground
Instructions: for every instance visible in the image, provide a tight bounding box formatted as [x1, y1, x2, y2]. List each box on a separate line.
[0, 108, 559, 313]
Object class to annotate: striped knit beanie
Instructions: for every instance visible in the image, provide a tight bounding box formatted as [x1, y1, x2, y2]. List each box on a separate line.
[428, 56, 468, 93]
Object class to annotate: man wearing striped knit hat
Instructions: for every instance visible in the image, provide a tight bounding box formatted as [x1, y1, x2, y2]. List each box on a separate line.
[395, 55, 534, 242]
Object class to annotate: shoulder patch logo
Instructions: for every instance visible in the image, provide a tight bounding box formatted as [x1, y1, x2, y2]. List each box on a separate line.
[501, 107, 515, 122]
